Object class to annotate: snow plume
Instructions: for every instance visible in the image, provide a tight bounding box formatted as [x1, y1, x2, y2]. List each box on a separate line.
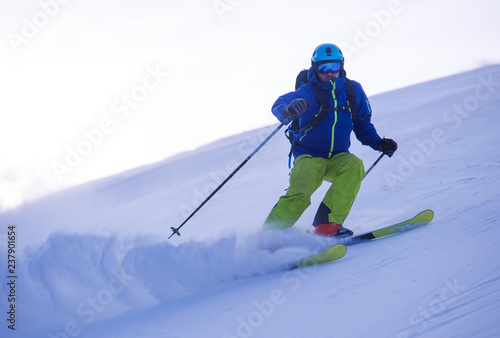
[123, 229, 334, 302]
[5, 230, 331, 337]
[7, 234, 155, 336]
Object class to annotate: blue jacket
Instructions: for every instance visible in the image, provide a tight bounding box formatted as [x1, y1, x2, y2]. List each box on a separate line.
[272, 68, 382, 160]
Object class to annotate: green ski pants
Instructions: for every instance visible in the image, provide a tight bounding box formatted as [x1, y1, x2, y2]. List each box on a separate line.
[264, 152, 365, 229]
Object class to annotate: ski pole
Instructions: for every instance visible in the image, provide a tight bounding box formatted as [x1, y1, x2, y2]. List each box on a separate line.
[169, 118, 291, 239]
[362, 152, 385, 181]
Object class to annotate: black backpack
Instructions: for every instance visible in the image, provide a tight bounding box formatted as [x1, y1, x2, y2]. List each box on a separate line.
[284, 69, 358, 166]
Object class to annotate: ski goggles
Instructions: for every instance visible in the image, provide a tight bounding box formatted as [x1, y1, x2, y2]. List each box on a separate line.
[316, 62, 342, 74]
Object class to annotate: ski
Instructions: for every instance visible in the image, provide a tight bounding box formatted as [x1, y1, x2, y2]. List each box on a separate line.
[289, 210, 433, 269]
[292, 244, 347, 269]
[342, 209, 434, 245]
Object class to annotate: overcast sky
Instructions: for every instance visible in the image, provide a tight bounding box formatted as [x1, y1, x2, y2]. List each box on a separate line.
[1, 0, 499, 209]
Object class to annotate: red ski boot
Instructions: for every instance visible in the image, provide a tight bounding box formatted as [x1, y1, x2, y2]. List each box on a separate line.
[313, 222, 354, 237]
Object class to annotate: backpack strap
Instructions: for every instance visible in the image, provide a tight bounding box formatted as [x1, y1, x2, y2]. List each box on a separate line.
[285, 70, 309, 167]
[285, 120, 300, 168]
[344, 78, 357, 120]
[295, 81, 355, 134]
[284, 82, 329, 168]
[286, 69, 309, 141]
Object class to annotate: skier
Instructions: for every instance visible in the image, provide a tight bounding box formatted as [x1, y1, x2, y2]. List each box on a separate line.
[263, 43, 397, 237]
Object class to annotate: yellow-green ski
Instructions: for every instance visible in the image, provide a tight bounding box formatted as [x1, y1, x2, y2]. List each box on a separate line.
[344, 209, 434, 245]
[290, 210, 433, 269]
[292, 244, 347, 269]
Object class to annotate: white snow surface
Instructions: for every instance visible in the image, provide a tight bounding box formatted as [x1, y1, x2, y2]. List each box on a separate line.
[1, 65, 500, 337]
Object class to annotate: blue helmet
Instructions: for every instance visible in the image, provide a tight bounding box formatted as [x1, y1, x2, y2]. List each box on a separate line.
[311, 43, 344, 69]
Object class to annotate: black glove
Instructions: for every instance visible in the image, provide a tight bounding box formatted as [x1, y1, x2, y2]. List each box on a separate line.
[282, 98, 309, 120]
[377, 138, 398, 157]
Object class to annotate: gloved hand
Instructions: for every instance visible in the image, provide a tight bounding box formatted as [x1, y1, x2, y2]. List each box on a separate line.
[282, 98, 309, 120]
[377, 138, 398, 157]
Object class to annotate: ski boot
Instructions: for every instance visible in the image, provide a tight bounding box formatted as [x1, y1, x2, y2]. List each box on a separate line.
[313, 222, 354, 238]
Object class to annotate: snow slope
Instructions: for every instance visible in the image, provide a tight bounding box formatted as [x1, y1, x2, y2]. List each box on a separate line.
[1, 65, 500, 338]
